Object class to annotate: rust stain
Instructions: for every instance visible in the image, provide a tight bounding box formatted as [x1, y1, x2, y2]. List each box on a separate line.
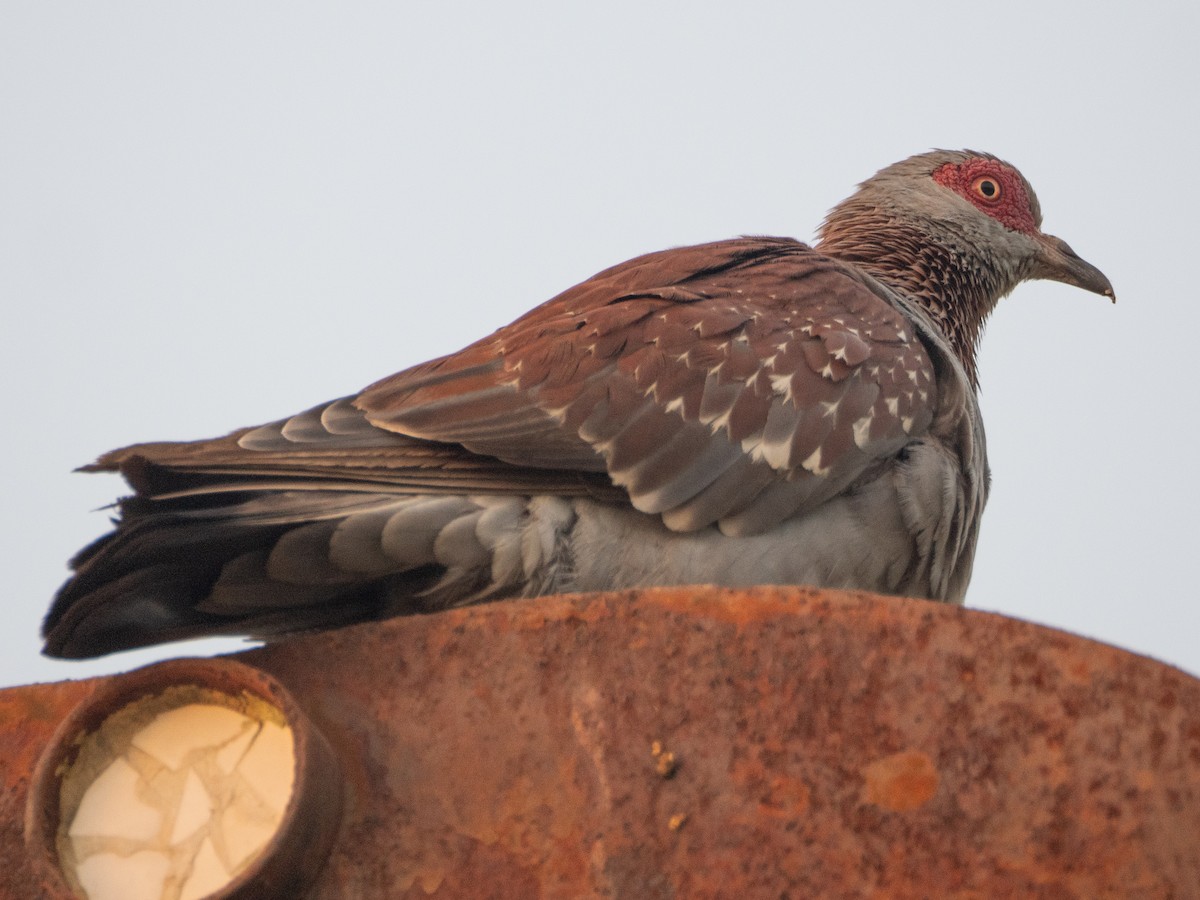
[650, 740, 677, 778]
[862, 749, 940, 812]
[760, 773, 812, 819]
[645, 583, 824, 626]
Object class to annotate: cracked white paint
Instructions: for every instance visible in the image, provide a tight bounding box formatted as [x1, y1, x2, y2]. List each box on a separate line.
[60, 692, 295, 900]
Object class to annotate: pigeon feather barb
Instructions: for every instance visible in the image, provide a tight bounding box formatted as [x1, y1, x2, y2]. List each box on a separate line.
[44, 150, 1113, 659]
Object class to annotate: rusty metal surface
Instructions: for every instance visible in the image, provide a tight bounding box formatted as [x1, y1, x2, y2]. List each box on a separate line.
[4, 586, 1200, 898]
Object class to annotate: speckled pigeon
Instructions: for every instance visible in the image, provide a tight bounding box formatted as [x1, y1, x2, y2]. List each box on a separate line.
[44, 150, 1113, 659]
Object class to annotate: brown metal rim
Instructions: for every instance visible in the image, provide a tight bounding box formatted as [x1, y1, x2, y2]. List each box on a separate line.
[24, 656, 343, 900]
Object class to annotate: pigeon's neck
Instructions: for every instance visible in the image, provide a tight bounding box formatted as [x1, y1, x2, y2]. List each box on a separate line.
[817, 212, 1008, 388]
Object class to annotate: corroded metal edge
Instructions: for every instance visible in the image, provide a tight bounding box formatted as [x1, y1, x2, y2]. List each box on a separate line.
[3, 587, 1199, 899]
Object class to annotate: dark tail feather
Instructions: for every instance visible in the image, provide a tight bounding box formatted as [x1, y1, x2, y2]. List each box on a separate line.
[42, 490, 455, 659]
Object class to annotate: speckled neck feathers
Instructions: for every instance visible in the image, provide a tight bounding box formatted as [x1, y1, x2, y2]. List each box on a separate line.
[815, 155, 1036, 387]
[819, 210, 1016, 387]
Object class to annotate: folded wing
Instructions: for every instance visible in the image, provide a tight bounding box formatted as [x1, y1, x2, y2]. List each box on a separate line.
[359, 237, 938, 535]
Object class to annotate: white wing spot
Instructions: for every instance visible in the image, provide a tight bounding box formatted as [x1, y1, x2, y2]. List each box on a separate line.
[759, 434, 792, 469]
[852, 413, 874, 449]
[801, 447, 831, 477]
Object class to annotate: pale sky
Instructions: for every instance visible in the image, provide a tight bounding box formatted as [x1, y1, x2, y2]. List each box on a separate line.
[3, 2, 1197, 687]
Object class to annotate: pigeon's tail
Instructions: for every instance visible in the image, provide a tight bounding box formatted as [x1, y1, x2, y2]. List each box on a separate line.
[43, 477, 575, 659]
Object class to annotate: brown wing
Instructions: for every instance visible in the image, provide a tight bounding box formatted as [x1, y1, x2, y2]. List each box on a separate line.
[94, 238, 935, 536]
[357, 237, 937, 536]
[49, 237, 939, 657]
[90, 398, 618, 502]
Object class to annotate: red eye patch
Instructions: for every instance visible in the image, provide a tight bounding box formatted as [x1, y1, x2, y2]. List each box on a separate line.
[932, 160, 1038, 235]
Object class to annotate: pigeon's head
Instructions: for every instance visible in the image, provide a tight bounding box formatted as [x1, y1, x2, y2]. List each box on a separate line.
[821, 149, 1114, 304]
[817, 150, 1113, 384]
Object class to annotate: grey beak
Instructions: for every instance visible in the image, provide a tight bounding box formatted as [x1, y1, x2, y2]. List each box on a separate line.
[1033, 234, 1116, 303]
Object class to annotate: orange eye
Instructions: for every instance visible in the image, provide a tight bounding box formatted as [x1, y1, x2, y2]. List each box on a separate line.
[972, 176, 1002, 203]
